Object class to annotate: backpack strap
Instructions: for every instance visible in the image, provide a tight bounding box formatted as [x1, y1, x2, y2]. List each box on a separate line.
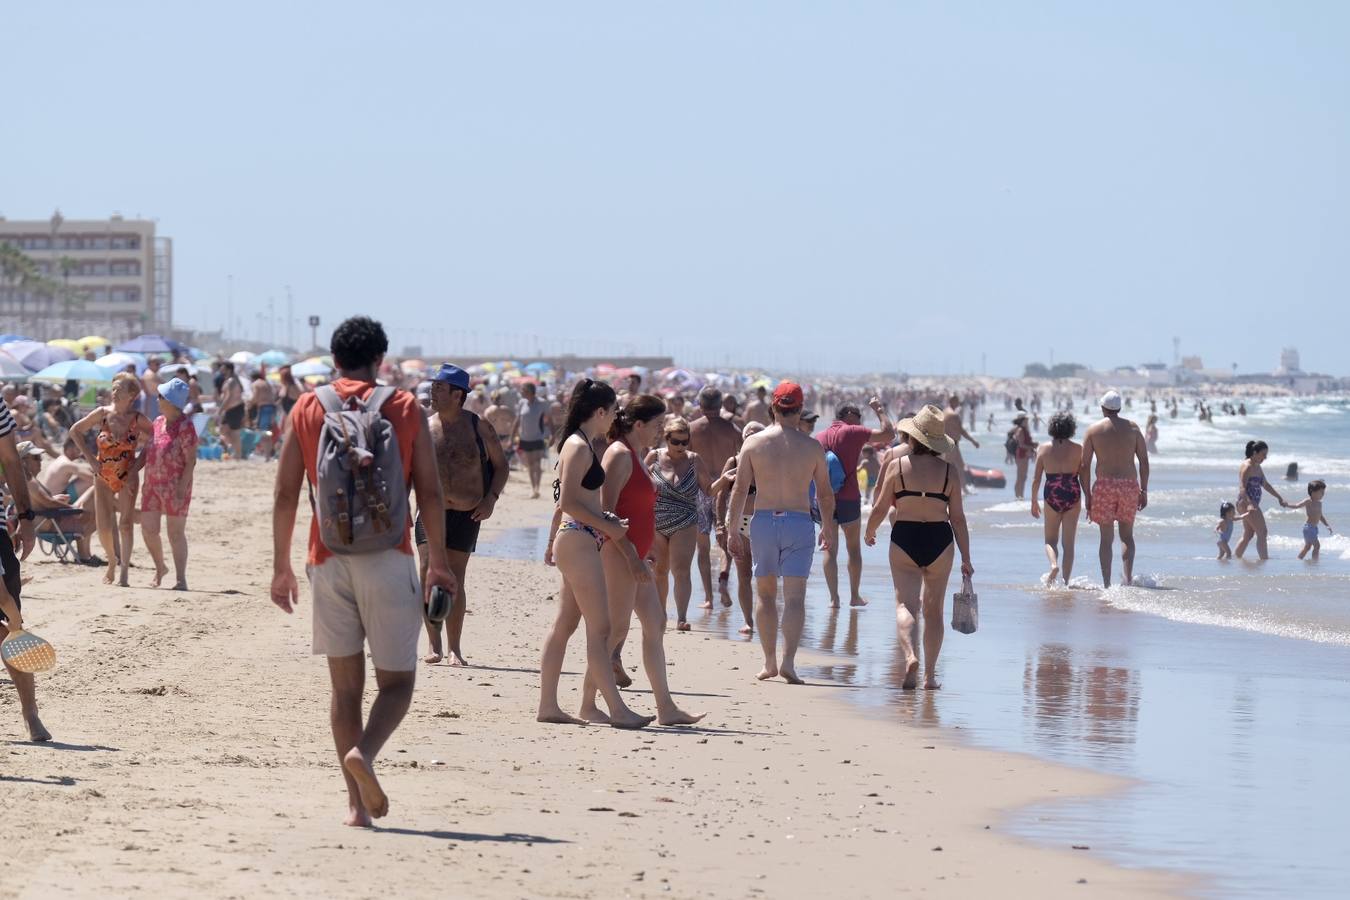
[315, 384, 344, 414]
[361, 385, 398, 413]
[465, 411, 494, 495]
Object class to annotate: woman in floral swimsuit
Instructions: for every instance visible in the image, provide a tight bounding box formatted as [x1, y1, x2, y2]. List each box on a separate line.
[141, 378, 199, 590]
[70, 372, 153, 586]
[1030, 412, 1084, 586]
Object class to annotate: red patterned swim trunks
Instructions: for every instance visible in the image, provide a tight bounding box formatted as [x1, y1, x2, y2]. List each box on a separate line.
[1090, 477, 1140, 526]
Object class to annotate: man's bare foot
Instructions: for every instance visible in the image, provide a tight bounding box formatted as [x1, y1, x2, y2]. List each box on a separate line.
[677, 621, 691, 632]
[117, 572, 130, 587]
[151, 564, 168, 588]
[738, 624, 753, 635]
[172, 580, 188, 591]
[780, 666, 804, 685]
[102, 564, 116, 585]
[1047, 566, 1059, 585]
[756, 664, 779, 681]
[448, 651, 468, 667]
[829, 599, 841, 609]
[536, 707, 588, 725]
[609, 711, 656, 730]
[924, 676, 941, 690]
[721, 595, 733, 608]
[902, 657, 919, 690]
[613, 662, 633, 688]
[849, 596, 869, 608]
[530, 491, 540, 499]
[658, 708, 706, 726]
[26, 715, 51, 743]
[579, 704, 611, 725]
[341, 748, 388, 818]
[422, 652, 442, 664]
[344, 803, 373, 828]
[699, 600, 714, 610]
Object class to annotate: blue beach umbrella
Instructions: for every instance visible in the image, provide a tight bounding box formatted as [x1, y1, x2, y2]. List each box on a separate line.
[1, 340, 77, 372]
[28, 359, 118, 385]
[116, 334, 186, 355]
[96, 351, 149, 374]
[291, 359, 333, 378]
[258, 350, 290, 367]
[0, 334, 34, 345]
[523, 361, 552, 373]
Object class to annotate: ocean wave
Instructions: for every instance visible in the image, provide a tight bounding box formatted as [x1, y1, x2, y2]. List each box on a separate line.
[1267, 533, 1350, 561]
[1102, 583, 1350, 646]
[980, 501, 1031, 513]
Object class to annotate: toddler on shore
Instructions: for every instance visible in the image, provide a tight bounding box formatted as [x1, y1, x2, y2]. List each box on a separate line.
[1287, 480, 1333, 561]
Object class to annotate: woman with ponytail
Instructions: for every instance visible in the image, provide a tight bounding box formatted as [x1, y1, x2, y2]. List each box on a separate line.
[574, 394, 704, 725]
[1234, 439, 1288, 560]
[537, 379, 655, 728]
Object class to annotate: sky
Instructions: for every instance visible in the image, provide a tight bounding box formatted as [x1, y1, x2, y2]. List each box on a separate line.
[3, 1, 1348, 376]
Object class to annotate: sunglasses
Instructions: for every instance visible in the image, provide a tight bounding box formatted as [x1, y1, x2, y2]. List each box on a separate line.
[667, 437, 690, 446]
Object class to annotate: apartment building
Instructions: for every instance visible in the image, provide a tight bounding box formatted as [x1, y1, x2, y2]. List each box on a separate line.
[0, 212, 172, 334]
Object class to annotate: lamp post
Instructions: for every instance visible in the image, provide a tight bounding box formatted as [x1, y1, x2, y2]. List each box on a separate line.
[309, 315, 320, 354]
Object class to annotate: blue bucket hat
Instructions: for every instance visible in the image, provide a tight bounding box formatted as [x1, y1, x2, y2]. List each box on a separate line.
[433, 364, 470, 392]
[158, 377, 190, 412]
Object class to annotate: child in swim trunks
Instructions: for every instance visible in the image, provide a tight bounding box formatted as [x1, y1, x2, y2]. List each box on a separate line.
[1214, 500, 1252, 560]
[1287, 480, 1333, 561]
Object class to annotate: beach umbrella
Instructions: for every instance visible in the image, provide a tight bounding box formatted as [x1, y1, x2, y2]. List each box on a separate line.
[1, 340, 77, 371]
[229, 350, 257, 366]
[511, 375, 540, 387]
[186, 346, 210, 361]
[502, 360, 523, 370]
[116, 334, 186, 355]
[96, 351, 148, 374]
[47, 338, 85, 355]
[594, 363, 616, 376]
[291, 359, 332, 378]
[0, 334, 33, 345]
[257, 349, 290, 367]
[79, 334, 112, 353]
[0, 350, 29, 378]
[479, 362, 499, 372]
[523, 361, 551, 373]
[28, 359, 117, 385]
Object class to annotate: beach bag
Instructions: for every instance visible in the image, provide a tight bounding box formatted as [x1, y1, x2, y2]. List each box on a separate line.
[312, 385, 408, 555]
[825, 450, 847, 494]
[951, 576, 979, 635]
[1004, 429, 1019, 457]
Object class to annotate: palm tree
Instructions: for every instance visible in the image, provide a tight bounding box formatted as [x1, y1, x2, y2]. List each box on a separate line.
[0, 242, 38, 319]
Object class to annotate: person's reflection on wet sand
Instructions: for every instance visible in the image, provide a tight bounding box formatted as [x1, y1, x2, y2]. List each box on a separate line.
[1023, 643, 1140, 759]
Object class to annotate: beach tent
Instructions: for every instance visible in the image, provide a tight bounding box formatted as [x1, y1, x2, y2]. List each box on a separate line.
[117, 334, 186, 355]
[1, 340, 77, 371]
[96, 351, 148, 374]
[28, 359, 117, 385]
[0, 350, 30, 378]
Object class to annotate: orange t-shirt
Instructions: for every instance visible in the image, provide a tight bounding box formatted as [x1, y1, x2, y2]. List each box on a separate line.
[288, 378, 424, 566]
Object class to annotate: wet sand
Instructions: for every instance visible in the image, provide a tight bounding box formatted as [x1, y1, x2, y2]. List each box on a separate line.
[1, 464, 1182, 898]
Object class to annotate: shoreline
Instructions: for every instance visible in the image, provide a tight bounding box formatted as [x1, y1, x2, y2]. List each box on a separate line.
[2, 467, 1186, 898]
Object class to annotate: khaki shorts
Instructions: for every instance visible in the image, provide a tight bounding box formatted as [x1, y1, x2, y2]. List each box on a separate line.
[308, 549, 422, 671]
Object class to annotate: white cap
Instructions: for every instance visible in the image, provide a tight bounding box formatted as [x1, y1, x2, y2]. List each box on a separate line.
[1100, 390, 1123, 412]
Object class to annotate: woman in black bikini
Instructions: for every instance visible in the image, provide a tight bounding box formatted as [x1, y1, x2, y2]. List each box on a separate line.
[1030, 412, 1083, 586]
[864, 406, 973, 690]
[537, 379, 654, 729]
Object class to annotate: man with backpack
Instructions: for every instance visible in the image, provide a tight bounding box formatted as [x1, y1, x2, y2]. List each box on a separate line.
[271, 316, 457, 826]
[417, 363, 508, 667]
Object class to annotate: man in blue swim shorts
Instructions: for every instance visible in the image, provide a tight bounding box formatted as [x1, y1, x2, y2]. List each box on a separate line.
[726, 382, 835, 685]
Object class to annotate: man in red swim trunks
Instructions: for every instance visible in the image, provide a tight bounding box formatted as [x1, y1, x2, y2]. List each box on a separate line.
[1079, 390, 1150, 588]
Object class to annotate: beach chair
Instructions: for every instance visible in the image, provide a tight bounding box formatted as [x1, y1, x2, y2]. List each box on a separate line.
[35, 508, 86, 564]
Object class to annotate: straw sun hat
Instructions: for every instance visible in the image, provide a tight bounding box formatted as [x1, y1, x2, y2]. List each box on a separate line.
[898, 405, 955, 454]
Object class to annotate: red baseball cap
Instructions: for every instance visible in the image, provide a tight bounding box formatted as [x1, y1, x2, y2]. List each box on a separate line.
[772, 381, 804, 409]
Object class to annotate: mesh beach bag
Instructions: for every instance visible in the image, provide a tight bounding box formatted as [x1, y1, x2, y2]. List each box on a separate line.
[950, 576, 979, 635]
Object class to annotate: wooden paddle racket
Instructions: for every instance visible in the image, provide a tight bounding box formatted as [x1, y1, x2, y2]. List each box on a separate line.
[1, 629, 56, 674]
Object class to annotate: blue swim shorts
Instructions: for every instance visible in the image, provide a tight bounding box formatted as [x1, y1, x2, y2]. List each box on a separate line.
[1303, 523, 1319, 543]
[750, 510, 816, 579]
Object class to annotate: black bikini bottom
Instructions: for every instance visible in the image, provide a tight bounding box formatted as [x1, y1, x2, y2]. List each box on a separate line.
[890, 520, 954, 568]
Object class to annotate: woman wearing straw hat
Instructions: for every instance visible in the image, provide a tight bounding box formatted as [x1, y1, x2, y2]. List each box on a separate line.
[864, 405, 973, 690]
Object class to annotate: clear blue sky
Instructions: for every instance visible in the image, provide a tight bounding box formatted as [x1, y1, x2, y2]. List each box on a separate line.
[4, 1, 1347, 375]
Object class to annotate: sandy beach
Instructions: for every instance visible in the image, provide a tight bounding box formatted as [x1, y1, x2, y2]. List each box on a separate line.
[2, 463, 1182, 899]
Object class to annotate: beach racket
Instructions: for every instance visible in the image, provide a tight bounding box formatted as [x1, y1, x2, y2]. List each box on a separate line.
[426, 585, 455, 625]
[1, 629, 57, 674]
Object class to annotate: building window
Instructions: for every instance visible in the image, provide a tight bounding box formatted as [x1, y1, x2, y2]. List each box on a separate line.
[109, 260, 140, 276]
[110, 235, 140, 250]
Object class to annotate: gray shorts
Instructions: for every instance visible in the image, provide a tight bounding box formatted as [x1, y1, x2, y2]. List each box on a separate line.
[308, 548, 422, 671]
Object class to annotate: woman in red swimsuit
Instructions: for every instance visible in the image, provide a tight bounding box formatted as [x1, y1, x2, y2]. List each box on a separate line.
[578, 394, 704, 726]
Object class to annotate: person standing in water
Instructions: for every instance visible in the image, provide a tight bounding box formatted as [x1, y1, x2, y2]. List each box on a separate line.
[941, 395, 980, 494]
[1030, 412, 1083, 586]
[727, 382, 834, 685]
[1080, 390, 1149, 587]
[1233, 440, 1289, 561]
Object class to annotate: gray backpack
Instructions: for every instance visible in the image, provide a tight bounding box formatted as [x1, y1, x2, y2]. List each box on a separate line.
[312, 384, 409, 555]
